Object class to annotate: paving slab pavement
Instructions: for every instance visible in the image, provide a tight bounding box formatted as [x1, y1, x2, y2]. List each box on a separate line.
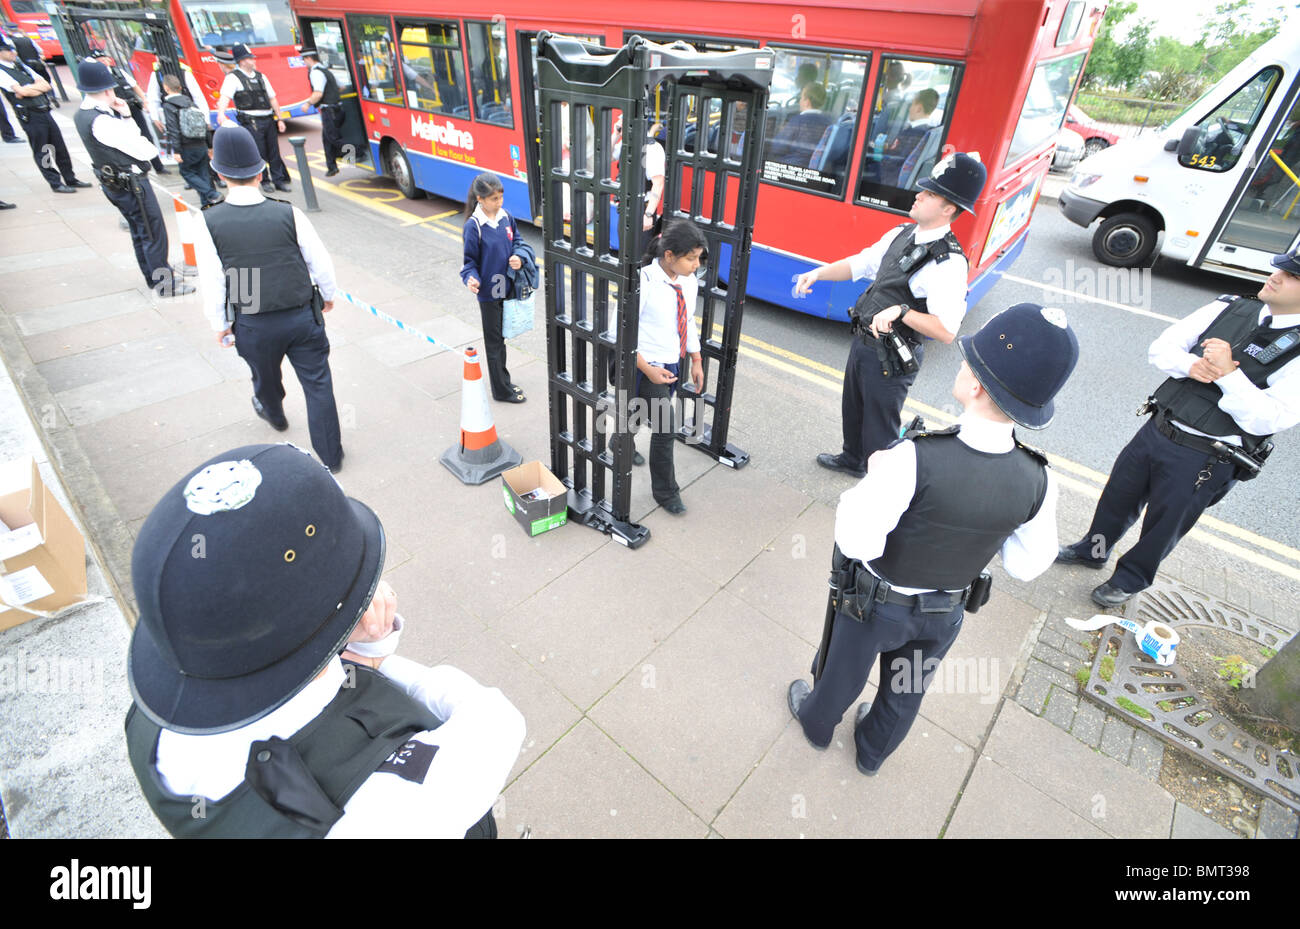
[0, 113, 1283, 839]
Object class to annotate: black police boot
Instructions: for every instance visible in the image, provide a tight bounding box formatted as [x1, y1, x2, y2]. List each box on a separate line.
[816, 453, 865, 479]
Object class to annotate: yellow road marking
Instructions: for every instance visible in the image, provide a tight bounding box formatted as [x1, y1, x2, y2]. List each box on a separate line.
[401, 208, 460, 227]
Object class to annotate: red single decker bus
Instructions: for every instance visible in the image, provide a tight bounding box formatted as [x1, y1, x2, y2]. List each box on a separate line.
[55, 0, 315, 121]
[289, 0, 1105, 319]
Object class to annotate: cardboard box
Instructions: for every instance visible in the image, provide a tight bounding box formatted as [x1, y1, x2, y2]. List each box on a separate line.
[0, 458, 88, 631]
[501, 461, 568, 537]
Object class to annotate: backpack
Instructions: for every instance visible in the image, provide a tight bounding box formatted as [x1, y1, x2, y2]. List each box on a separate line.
[179, 103, 209, 141]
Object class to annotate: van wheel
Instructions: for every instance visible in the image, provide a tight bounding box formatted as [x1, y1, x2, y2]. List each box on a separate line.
[385, 143, 423, 199]
[1092, 212, 1157, 267]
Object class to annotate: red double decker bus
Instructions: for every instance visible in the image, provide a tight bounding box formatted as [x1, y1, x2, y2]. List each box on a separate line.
[54, 0, 315, 120]
[3, 0, 64, 59]
[289, 0, 1105, 318]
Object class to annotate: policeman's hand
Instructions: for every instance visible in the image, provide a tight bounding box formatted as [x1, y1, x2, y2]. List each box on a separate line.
[466, 277, 481, 295]
[217, 328, 234, 347]
[1187, 357, 1223, 383]
[869, 305, 904, 337]
[322, 299, 334, 313]
[110, 98, 132, 117]
[1200, 338, 1237, 375]
[793, 268, 820, 296]
[276, 119, 286, 132]
[152, 119, 164, 131]
[342, 580, 397, 669]
[508, 255, 523, 270]
[642, 211, 655, 231]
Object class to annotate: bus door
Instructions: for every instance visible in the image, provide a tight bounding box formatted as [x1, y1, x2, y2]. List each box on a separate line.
[1200, 77, 1300, 274]
[57, 6, 183, 92]
[517, 27, 607, 219]
[298, 16, 370, 164]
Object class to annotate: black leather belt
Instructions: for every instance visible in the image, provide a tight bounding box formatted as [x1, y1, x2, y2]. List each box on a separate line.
[1152, 411, 1228, 454]
[871, 576, 968, 613]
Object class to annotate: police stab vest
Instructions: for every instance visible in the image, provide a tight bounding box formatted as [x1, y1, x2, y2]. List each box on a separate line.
[202, 198, 314, 315]
[125, 663, 497, 838]
[0, 59, 48, 114]
[231, 68, 272, 112]
[312, 63, 340, 107]
[73, 105, 150, 173]
[111, 66, 141, 108]
[1151, 296, 1300, 453]
[869, 427, 1048, 590]
[853, 224, 963, 344]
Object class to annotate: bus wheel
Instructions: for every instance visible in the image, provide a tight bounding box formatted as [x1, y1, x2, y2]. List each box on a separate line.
[385, 143, 423, 199]
[1092, 212, 1157, 267]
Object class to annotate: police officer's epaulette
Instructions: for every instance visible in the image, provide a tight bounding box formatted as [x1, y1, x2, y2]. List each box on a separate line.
[1216, 294, 1239, 304]
[1013, 435, 1050, 467]
[904, 423, 961, 441]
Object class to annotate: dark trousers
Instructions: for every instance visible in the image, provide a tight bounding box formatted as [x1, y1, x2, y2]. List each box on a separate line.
[840, 334, 923, 470]
[102, 179, 173, 293]
[798, 596, 964, 768]
[239, 114, 289, 185]
[1065, 417, 1237, 593]
[177, 142, 218, 203]
[636, 362, 682, 504]
[477, 298, 513, 399]
[233, 303, 343, 468]
[0, 96, 17, 141]
[127, 104, 166, 173]
[19, 109, 76, 189]
[320, 105, 342, 171]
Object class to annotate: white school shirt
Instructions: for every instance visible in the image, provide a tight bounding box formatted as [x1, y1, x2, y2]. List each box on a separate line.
[638, 257, 701, 364]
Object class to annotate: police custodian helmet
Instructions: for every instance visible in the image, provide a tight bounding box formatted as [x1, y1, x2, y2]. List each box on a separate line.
[917, 151, 987, 215]
[75, 59, 118, 93]
[127, 443, 386, 734]
[210, 124, 266, 179]
[958, 303, 1079, 429]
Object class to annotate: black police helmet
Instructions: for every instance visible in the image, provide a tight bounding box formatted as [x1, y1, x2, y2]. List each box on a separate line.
[958, 303, 1079, 429]
[210, 124, 266, 179]
[127, 444, 386, 734]
[917, 151, 987, 215]
[298, 44, 320, 60]
[76, 60, 118, 94]
[1270, 247, 1300, 275]
[231, 43, 254, 63]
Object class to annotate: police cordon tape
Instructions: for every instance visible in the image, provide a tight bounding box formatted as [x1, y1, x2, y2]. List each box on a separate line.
[334, 290, 461, 354]
[1066, 614, 1180, 666]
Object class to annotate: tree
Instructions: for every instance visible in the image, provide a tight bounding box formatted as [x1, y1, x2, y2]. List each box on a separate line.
[1080, 1, 1136, 90]
[1243, 635, 1300, 731]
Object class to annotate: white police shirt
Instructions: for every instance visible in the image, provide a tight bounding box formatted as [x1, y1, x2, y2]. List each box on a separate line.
[1148, 297, 1300, 446]
[218, 66, 277, 118]
[846, 223, 969, 337]
[834, 411, 1060, 594]
[637, 256, 701, 365]
[79, 97, 160, 162]
[154, 647, 526, 838]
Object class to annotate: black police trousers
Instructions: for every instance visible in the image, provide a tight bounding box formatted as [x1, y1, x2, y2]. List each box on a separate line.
[1064, 417, 1237, 594]
[798, 594, 964, 769]
[101, 179, 175, 294]
[233, 303, 343, 469]
[0, 95, 17, 141]
[840, 333, 924, 470]
[238, 113, 289, 185]
[20, 109, 76, 189]
[319, 105, 343, 171]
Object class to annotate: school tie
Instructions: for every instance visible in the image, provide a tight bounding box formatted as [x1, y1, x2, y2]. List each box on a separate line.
[671, 282, 687, 359]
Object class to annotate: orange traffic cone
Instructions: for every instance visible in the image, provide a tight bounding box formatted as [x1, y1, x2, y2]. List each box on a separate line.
[440, 347, 522, 485]
[172, 194, 198, 276]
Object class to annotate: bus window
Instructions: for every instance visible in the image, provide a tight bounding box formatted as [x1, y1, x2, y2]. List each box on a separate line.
[467, 20, 512, 128]
[1225, 95, 1300, 253]
[347, 14, 401, 104]
[179, 0, 296, 48]
[1056, 1, 1085, 46]
[397, 20, 468, 117]
[1178, 67, 1282, 174]
[8, 1, 40, 11]
[858, 56, 959, 211]
[761, 46, 869, 198]
[1004, 52, 1084, 166]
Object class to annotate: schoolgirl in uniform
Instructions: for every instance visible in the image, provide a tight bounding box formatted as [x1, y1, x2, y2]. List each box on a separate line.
[461, 172, 525, 403]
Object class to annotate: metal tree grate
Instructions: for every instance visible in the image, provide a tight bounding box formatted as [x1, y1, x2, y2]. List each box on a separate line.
[1080, 575, 1300, 812]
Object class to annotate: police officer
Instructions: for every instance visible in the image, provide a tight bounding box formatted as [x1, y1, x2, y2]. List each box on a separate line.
[789, 303, 1078, 776]
[0, 35, 89, 193]
[796, 151, 987, 479]
[123, 443, 526, 838]
[215, 43, 290, 193]
[74, 60, 193, 297]
[85, 50, 168, 174]
[195, 125, 344, 472]
[301, 45, 343, 176]
[3, 25, 54, 104]
[1057, 249, 1300, 607]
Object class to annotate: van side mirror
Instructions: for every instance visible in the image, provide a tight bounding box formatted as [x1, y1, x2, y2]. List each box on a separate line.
[1175, 126, 1201, 158]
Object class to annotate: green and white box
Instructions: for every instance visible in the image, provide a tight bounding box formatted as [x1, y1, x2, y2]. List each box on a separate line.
[501, 461, 568, 536]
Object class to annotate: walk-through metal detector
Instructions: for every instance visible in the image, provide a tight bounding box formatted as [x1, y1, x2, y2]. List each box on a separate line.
[52, 4, 184, 92]
[534, 33, 771, 548]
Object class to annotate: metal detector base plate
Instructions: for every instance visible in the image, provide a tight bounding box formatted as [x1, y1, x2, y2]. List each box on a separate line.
[565, 489, 650, 548]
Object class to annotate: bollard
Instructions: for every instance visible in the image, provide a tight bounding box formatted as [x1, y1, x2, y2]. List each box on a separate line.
[287, 137, 321, 212]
